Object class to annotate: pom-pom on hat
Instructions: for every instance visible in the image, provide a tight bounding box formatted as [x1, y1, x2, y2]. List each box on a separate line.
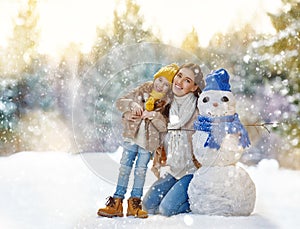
[203, 68, 231, 92]
[153, 63, 179, 84]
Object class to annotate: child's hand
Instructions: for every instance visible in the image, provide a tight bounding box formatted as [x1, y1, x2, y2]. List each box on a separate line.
[142, 110, 155, 120]
[123, 111, 142, 121]
[130, 102, 143, 116]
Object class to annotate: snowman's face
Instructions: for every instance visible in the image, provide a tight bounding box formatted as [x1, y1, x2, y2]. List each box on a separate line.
[198, 90, 236, 117]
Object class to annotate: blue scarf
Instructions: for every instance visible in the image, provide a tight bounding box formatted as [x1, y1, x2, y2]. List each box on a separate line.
[194, 113, 251, 150]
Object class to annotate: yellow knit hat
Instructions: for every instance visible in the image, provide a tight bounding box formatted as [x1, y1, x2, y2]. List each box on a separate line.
[153, 63, 179, 83]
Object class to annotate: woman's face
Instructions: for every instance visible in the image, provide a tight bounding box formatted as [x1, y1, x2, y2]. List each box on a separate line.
[172, 68, 198, 97]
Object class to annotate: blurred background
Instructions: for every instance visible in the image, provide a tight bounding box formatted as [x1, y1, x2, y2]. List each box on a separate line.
[0, 0, 299, 170]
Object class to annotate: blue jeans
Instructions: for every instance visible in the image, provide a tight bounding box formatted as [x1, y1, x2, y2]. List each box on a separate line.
[143, 173, 193, 216]
[113, 141, 151, 199]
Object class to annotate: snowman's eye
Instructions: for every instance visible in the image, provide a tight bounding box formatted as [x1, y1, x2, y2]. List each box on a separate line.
[202, 97, 209, 103]
[221, 96, 229, 102]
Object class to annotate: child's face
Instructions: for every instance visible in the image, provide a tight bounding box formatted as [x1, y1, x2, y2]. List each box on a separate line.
[172, 68, 198, 97]
[153, 76, 171, 94]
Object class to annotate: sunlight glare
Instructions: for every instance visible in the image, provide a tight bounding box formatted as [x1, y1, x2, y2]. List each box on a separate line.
[0, 1, 21, 47]
[0, 0, 282, 57]
[137, 0, 282, 47]
[37, 0, 115, 55]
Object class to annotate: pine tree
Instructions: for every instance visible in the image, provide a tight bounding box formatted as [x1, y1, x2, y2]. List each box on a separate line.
[89, 26, 113, 65]
[113, 0, 157, 44]
[181, 28, 199, 53]
[90, 0, 158, 64]
[3, 0, 40, 78]
[252, 0, 300, 169]
[0, 80, 19, 155]
[0, 0, 40, 154]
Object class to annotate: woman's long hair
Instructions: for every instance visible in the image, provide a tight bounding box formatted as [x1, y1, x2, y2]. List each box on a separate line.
[178, 63, 205, 98]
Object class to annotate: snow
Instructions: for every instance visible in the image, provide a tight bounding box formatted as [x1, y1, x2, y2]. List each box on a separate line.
[188, 165, 256, 216]
[1, 151, 300, 229]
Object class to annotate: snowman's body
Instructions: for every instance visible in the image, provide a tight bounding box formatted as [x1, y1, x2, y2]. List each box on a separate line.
[192, 128, 243, 167]
[188, 69, 256, 216]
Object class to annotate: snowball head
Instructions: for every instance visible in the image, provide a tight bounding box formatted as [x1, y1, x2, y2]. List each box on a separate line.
[188, 166, 256, 216]
[193, 88, 244, 166]
[198, 90, 236, 117]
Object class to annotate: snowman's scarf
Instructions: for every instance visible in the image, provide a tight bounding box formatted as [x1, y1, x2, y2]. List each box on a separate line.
[194, 113, 251, 150]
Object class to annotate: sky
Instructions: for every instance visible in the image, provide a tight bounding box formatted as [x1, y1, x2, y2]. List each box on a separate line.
[0, 0, 283, 56]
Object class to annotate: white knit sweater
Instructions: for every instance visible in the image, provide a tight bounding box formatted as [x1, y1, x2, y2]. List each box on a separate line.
[163, 93, 198, 179]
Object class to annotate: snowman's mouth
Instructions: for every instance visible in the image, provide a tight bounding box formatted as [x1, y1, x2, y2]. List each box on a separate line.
[208, 112, 217, 117]
[207, 111, 226, 117]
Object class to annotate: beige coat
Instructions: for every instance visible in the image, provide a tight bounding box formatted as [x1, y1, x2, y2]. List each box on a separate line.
[115, 81, 171, 152]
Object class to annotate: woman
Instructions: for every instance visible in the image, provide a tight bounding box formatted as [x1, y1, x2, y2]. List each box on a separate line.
[143, 63, 205, 216]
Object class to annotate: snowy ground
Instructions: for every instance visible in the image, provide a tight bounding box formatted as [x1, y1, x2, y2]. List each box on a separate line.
[1, 151, 300, 229]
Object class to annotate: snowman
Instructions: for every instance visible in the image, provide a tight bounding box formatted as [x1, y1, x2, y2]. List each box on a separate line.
[188, 68, 256, 216]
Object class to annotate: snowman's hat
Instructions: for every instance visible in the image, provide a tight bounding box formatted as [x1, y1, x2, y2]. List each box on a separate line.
[203, 68, 231, 92]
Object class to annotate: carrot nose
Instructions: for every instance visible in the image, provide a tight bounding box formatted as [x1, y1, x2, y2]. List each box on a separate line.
[213, 102, 218, 107]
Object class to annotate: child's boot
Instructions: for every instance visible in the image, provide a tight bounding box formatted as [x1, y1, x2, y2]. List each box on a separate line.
[97, 196, 124, 217]
[127, 197, 148, 218]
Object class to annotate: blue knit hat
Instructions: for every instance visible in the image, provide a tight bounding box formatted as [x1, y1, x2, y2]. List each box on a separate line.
[203, 68, 231, 92]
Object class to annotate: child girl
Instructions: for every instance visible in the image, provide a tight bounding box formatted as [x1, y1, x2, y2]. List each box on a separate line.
[97, 63, 179, 218]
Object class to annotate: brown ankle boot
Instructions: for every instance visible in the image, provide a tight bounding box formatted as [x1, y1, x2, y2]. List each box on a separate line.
[127, 197, 148, 218]
[97, 196, 124, 217]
